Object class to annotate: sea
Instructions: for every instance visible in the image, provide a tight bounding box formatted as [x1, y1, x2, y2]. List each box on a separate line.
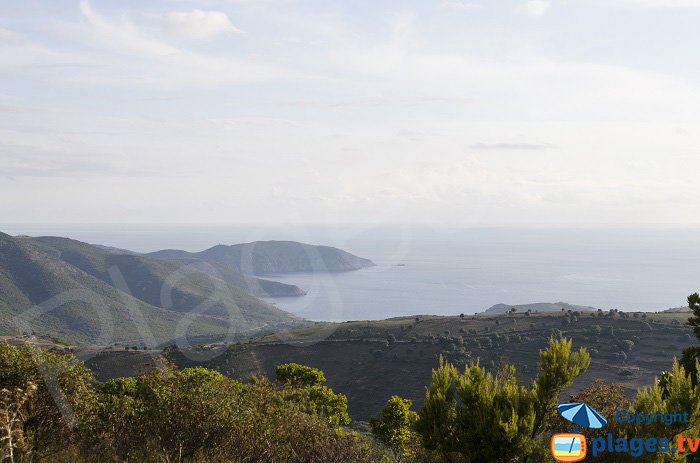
[3, 224, 699, 322]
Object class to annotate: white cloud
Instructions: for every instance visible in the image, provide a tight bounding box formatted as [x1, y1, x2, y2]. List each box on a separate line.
[4, 0, 700, 226]
[0, 27, 21, 42]
[164, 10, 241, 39]
[79, 2, 177, 56]
[72, 1, 306, 86]
[518, 0, 550, 16]
[439, 1, 482, 11]
[580, 0, 700, 6]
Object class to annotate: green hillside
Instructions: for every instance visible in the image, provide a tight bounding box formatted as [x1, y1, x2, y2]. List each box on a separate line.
[29, 236, 305, 298]
[167, 310, 696, 421]
[148, 240, 375, 275]
[0, 233, 303, 345]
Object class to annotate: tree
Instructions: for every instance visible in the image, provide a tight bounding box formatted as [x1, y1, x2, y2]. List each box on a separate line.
[678, 293, 700, 387]
[549, 381, 632, 463]
[414, 357, 457, 461]
[276, 364, 350, 427]
[276, 363, 326, 387]
[530, 338, 590, 443]
[633, 359, 700, 458]
[687, 293, 700, 339]
[415, 338, 589, 463]
[284, 384, 351, 427]
[370, 396, 420, 462]
[0, 345, 375, 463]
[680, 346, 700, 386]
[621, 340, 635, 352]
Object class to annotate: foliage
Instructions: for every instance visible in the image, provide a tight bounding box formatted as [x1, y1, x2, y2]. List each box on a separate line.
[0, 383, 37, 463]
[276, 363, 326, 387]
[680, 347, 700, 386]
[687, 293, 700, 340]
[284, 384, 351, 427]
[632, 359, 700, 462]
[0, 344, 374, 462]
[549, 380, 631, 462]
[415, 337, 589, 463]
[370, 396, 420, 462]
[274, 363, 350, 427]
[0, 343, 96, 460]
[531, 337, 590, 438]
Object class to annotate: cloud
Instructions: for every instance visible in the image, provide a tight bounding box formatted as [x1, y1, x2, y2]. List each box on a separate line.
[580, 0, 700, 6]
[439, 1, 482, 11]
[0, 145, 115, 177]
[517, 0, 550, 16]
[470, 143, 558, 150]
[72, 1, 307, 86]
[0, 27, 21, 42]
[79, 1, 179, 56]
[164, 10, 241, 39]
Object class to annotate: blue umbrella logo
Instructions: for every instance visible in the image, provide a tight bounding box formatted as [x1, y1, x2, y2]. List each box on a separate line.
[558, 402, 607, 429]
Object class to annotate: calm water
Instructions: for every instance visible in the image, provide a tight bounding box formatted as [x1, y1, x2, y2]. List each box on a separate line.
[2, 224, 699, 321]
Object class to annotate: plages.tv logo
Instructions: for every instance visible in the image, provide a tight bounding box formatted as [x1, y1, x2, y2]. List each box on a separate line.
[551, 402, 607, 462]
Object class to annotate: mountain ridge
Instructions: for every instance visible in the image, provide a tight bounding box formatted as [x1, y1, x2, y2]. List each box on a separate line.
[0, 233, 304, 345]
[147, 240, 375, 276]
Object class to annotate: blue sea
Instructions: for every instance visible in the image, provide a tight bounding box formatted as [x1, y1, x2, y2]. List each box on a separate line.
[2, 224, 699, 322]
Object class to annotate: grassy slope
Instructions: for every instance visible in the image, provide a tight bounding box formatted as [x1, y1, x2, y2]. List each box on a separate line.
[0, 234, 302, 345]
[150, 257, 307, 298]
[168, 311, 696, 421]
[28, 236, 304, 310]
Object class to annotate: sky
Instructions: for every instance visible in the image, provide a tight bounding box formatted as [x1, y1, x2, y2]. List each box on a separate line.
[2, 0, 700, 226]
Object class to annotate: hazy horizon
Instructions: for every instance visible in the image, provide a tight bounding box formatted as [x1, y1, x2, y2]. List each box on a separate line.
[2, 224, 697, 319]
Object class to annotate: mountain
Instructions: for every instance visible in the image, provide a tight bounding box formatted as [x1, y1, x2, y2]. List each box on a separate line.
[485, 301, 597, 314]
[147, 240, 375, 276]
[0, 233, 302, 345]
[664, 306, 690, 313]
[28, 237, 304, 299]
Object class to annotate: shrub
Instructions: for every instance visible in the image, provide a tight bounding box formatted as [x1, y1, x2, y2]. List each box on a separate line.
[370, 396, 421, 461]
[276, 363, 326, 387]
[416, 338, 589, 462]
[0, 343, 95, 459]
[0, 343, 374, 463]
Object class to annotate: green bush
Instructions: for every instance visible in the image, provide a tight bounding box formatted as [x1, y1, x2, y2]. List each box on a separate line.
[415, 338, 590, 462]
[276, 363, 326, 387]
[0, 343, 374, 463]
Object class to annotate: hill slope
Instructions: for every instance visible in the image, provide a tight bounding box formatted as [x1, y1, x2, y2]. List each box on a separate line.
[148, 240, 375, 276]
[0, 233, 302, 345]
[27, 236, 304, 304]
[167, 311, 694, 421]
